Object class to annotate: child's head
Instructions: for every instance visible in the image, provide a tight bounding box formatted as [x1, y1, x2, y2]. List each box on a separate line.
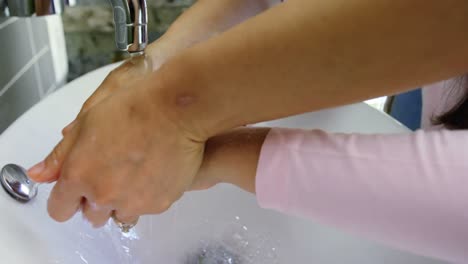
[435, 75, 468, 129]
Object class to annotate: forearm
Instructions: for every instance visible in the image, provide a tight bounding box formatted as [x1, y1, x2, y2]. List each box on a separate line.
[155, 0, 468, 140]
[255, 128, 468, 262]
[146, 0, 279, 66]
[200, 127, 468, 262]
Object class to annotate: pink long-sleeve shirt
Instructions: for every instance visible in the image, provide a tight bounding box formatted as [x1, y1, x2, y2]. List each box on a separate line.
[255, 79, 468, 263]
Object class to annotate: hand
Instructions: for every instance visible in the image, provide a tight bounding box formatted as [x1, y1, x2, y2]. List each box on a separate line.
[61, 38, 180, 135]
[29, 75, 206, 227]
[62, 53, 153, 135]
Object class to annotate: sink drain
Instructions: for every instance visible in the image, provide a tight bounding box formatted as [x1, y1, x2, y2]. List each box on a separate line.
[185, 245, 241, 264]
[0, 164, 38, 203]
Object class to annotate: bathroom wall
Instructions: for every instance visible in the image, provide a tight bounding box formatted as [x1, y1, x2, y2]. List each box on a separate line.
[0, 0, 190, 134]
[0, 16, 67, 133]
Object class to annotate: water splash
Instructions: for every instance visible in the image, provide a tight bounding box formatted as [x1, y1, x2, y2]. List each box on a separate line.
[75, 251, 89, 264]
[103, 219, 141, 264]
[184, 216, 279, 264]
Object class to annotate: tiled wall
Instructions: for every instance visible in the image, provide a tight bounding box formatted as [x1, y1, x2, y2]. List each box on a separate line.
[0, 16, 65, 133]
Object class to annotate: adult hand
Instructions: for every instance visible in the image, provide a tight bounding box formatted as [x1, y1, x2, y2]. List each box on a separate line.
[29, 74, 206, 227]
[61, 52, 154, 135]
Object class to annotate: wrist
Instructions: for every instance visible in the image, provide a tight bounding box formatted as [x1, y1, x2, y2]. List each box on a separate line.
[145, 30, 209, 71]
[198, 127, 270, 193]
[144, 38, 177, 71]
[149, 51, 239, 142]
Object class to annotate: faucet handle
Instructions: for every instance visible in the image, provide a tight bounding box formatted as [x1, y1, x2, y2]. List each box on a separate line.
[109, 0, 147, 54]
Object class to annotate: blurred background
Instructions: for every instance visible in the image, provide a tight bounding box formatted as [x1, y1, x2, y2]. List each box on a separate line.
[63, 0, 194, 81]
[0, 0, 194, 133]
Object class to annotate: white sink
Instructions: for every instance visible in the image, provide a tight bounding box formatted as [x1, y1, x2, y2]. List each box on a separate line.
[0, 63, 444, 263]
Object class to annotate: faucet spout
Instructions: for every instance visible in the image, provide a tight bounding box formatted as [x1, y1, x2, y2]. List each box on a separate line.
[1, 0, 148, 54]
[108, 0, 148, 54]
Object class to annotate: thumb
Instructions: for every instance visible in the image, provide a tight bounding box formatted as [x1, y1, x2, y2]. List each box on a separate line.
[29, 122, 81, 183]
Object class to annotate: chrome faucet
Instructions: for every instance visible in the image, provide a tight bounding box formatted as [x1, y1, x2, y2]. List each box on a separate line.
[0, 0, 148, 54]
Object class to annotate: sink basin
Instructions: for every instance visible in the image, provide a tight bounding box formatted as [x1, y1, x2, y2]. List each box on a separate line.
[0, 63, 444, 263]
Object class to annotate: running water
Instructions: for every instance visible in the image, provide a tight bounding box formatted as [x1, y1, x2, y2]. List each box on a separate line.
[35, 185, 279, 263]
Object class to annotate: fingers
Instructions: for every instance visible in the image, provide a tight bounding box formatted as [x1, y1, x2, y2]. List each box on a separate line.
[113, 210, 139, 226]
[28, 122, 81, 183]
[81, 193, 139, 228]
[81, 199, 113, 228]
[113, 196, 142, 224]
[47, 178, 83, 222]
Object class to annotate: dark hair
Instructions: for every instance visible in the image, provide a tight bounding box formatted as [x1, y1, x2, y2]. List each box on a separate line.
[434, 75, 468, 129]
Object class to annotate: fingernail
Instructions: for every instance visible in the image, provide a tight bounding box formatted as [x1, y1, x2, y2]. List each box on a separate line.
[28, 161, 45, 177]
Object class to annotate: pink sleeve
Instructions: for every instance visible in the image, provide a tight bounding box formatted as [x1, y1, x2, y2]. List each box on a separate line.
[256, 128, 468, 263]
